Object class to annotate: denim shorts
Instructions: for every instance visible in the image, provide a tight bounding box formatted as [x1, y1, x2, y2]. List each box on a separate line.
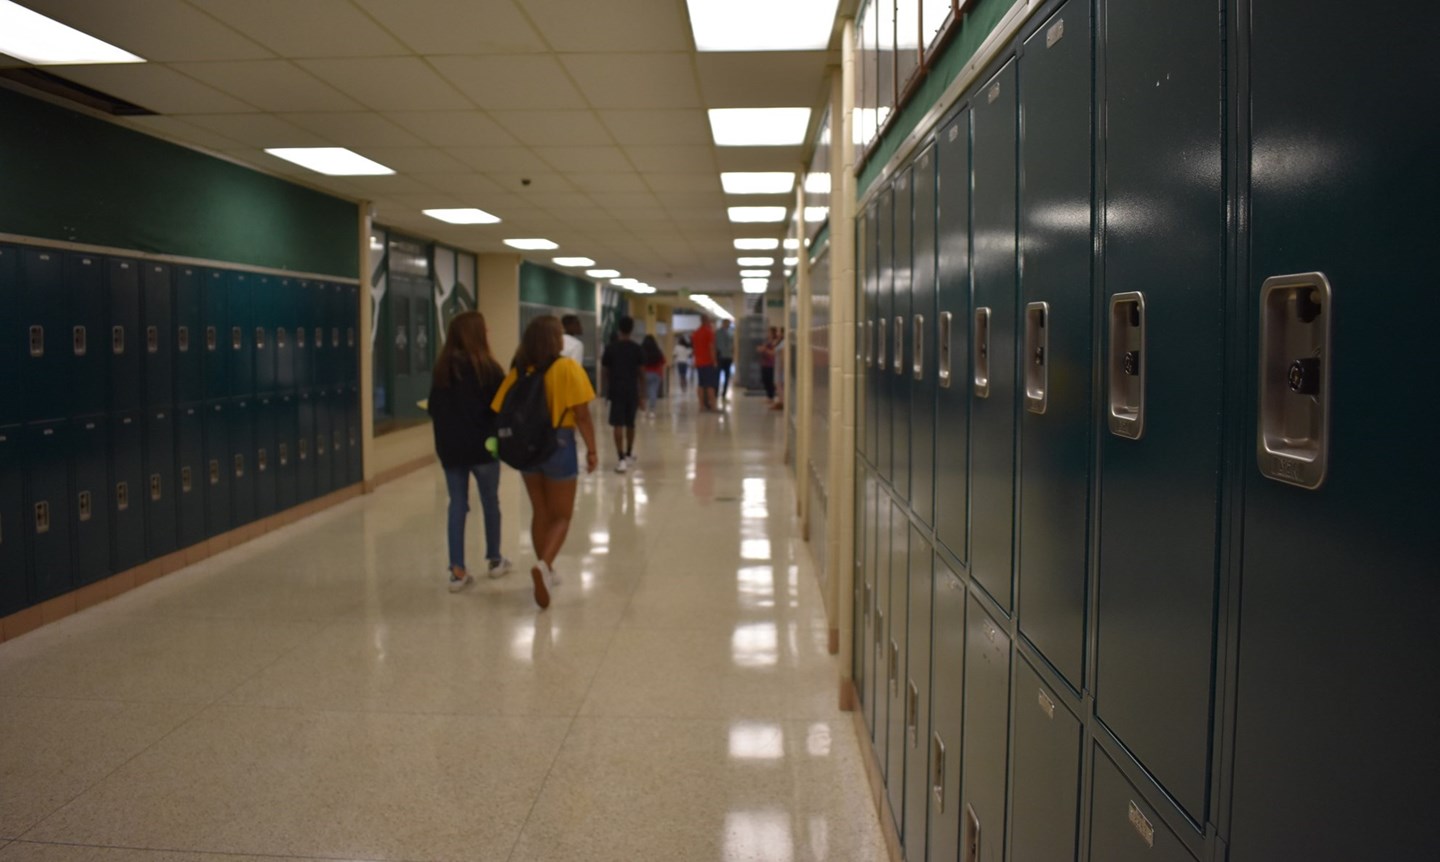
[697, 366, 720, 388]
[522, 427, 578, 480]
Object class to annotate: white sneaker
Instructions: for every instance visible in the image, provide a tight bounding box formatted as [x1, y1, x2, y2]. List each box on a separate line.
[614, 459, 629, 473]
[486, 556, 512, 578]
[547, 565, 563, 587]
[447, 572, 474, 593]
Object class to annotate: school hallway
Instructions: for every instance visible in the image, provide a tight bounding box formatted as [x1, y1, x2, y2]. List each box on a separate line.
[0, 394, 886, 862]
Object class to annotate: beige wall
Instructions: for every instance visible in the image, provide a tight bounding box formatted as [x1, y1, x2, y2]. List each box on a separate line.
[478, 253, 522, 366]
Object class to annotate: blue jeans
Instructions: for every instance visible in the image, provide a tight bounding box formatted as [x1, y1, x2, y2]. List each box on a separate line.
[444, 462, 502, 570]
[644, 370, 662, 405]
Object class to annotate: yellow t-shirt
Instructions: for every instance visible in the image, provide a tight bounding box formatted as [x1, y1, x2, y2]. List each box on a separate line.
[491, 357, 595, 428]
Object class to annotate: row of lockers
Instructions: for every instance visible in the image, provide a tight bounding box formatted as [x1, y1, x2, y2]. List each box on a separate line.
[0, 389, 361, 617]
[850, 0, 1434, 859]
[0, 243, 361, 426]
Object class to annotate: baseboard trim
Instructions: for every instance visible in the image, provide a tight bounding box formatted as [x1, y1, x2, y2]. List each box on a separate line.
[850, 701, 904, 862]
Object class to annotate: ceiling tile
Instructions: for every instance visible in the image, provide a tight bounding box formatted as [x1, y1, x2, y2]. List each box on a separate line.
[560, 54, 700, 110]
[19, 0, 273, 61]
[178, 113, 331, 147]
[353, 0, 545, 54]
[714, 147, 806, 172]
[415, 174, 507, 196]
[479, 173, 575, 194]
[296, 58, 473, 111]
[336, 174, 437, 195]
[645, 173, 722, 193]
[520, 0, 690, 52]
[598, 110, 711, 146]
[357, 148, 473, 173]
[535, 147, 632, 173]
[490, 111, 611, 147]
[172, 61, 365, 111]
[567, 173, 651, 194]
[665, 207, 729, 224]
[188, 0, 410, 58]
[51, 64, 256, 114]
[445, 147, 553, 173]
[280, 113, 429, 147]
[625, 146, 716, 172]
[521, 192, 598, 210]
[595, 192, 662, 210]
[385, 112, 519, 147]
[696, 51, 835, 108]
[429, 56, 585, 111]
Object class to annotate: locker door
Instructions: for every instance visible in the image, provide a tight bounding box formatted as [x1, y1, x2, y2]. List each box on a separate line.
[174, 267, 204, 405]
[910, 145, 938, 529]
[175, 405, 206, 549]
[860, 470, 878, 735]
[1229, 5, 1440, 860]
[229, 398, 255, 526]
[110, 412, 146, 572]
[884, 500, 910, 825]
[68, 254, 107, 419]
[346, 284, 360, 386]
[871, 493, 891, 748]
[24, 421, 71, 601]
[144, 408, 177, 559]
[1088, 748, 1197, 862]
[862, 201, 879, 466]
[202, 269, 229, 400]
[203, 401, 230, 536]
[228, 272, 255, 398]
[0, 247, 20, 427]
[0, 427, 26, 616]
[892, 168, 913, 502]
[275, 394, 297, 511]
[345, 384, 361, 484]
[275, 278, 295, 392]
[296, 391, 316, 502]
[293, 281, 313, 391]
[901, 528, 932, 862]
[328, 282, 345, 388]
[1010, 658, 1082, 862]
[935, 110, 972, 564]
[253, 396, 277, 519]
[926, 557, 966, 862]
[1093, 0, 1223, 824]
[314, 389, 333, 495]
[20, 248, 67, 422]
[328, 390, 346, 490]
[142, 262, 174, 408]
[960, 595, 1010, 862]
[107, 259, 142, 414]
[970, 60, 1019, 614]
[70, 416, 111, 585]
[875, 188, 894, 484]
[853, 467, 869, 719]
[312, 283, 330, 390]
[1016, 2, 1093, 691]
[253, 275, 276, 395]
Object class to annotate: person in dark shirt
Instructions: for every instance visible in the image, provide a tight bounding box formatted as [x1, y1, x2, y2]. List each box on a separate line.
[601, 316, 645, 473]
[428, 311, 510, 592]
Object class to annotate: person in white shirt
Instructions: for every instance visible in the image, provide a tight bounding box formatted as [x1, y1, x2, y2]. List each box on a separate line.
[560, 314, 584, 364]
[671, 335, 693, 393]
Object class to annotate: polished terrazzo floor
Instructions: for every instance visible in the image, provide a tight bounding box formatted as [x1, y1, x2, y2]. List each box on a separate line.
[0, 394, 886, 862]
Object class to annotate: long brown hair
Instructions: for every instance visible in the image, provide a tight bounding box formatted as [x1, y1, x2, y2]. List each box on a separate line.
[512, 315, 564, 371]
[433, 311, 503, 389]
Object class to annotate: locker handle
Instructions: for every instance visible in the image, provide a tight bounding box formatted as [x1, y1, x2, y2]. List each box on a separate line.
[231, 326, 242, 351]
[278, 327, 288, 349]
[181, 466, 193, 493]
[178, 326, 190, 353]
[1258, 273, 1332, 489]
[892, 317, 905, 375]
[907, 680, 920, 747]
[1107, 292, 1146, 439]
[964, 804, 981, 862]
[115, 481, 129, 512]
[209, 459, 220, 485]
[313, 327, 323, 348]
[912, 315, 924, 381]
[255, 327, 266, 349]
[332, 327, 340, 348]
[856, 321, 865, 363]
[1024, 302, 1049, 414]
[931, 732, 946, 812]
[279, 442, 289, 467]
[874, 607, 884, 649]
[347, 327, 355, 348]
[234, 454, 245, 478]
[78, 491, 92, 522]
[34, 501, 50, 534]
[973, 308, 991, 398]
[111, 326, 125, 355]
[73, 326, 87, 357]
[146, 326, 159, 354]
[299, 439, 309, 461]
[876, 319, 886, 371]
[149, 474, 162, 501]
[298, 328, 307, 348]
[29, 325, 43, 358]
[939, 312, 953, 388]
[888, 638, 899, 693]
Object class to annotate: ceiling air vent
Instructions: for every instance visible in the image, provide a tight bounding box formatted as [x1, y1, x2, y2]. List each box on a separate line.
[0, 67, 154, 116]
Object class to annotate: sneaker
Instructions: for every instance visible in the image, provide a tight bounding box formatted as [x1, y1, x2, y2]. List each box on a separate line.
[486, 556, 512, 578]
[614, 459, 629, 473]
[547, 565, 563, 587]
[531, 561, 553, 609]
[448, 571, 474, 593]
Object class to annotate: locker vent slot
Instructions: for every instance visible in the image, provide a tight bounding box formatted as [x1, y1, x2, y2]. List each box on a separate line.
[34, 501, 49, 534]
[258, 448, 268, 472]
[29, 325, 44, 357]
[78, 491, 92, 522]
[149, 474, 162, 501]
[206, 326, 217, 351]
[112, 326, 125, 355]
[73, 326, 87, 356]
[116, 482, 129, 511]
[209, 460, 220, 485]
[178, 326, 190, 352]
[181, 466, 193, 493]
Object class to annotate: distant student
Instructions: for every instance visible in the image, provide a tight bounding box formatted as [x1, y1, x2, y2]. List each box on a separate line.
[601, 316, 645, 472]
[692, 315, 718, 411]
[716, 318, 734, 404]
[427, 311, 510, 592]
[493, 316, 598, 610]
[640, 334, 666, 419]
[757, 326, 780, 403]
[672, 335, 693, 394]
[561, 314, 585, 364]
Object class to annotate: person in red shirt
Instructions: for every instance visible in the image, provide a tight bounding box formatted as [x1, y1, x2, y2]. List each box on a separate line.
[691, 315, 718, 411]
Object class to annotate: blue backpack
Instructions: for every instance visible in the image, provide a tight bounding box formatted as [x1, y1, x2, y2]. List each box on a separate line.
[495, 359, 557, 469]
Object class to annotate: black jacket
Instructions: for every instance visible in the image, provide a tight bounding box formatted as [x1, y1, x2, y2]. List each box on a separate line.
[428, 361, 501, 468]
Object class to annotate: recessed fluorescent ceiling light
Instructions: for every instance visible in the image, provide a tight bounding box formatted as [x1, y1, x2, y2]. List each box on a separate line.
[720, 172, 796, 195]
[266, 148, 394, 176]
[783, 238, 800, 249]
[728, 207, 787, 223]
[423, 208, 500, 224]
[687, 0, 839, 51]
[784, 257, 799, 266]
[586, 269, 621, 278]
[739, 269, 772, 277]
[553, 257, 595, 267]
[734, 238, 781, 250]
[0, 0, 145, 64]
[611, 278, 640, 286]
[804, 206, 828, 223]
[804, 173, 832, 194]
[737, 257, 774, 266]
[742, 278, 769, 294]
[709, 108, 811, 147]
[503, 238, 559, 250]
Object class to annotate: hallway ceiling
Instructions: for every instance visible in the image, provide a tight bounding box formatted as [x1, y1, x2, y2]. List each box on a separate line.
[1, 0, 842, 294]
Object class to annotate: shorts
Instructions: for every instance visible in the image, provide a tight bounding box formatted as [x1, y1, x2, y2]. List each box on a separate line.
[521, 428, 578, 481]
[608, 392, 639, 427]
[697, 366, 720, 388]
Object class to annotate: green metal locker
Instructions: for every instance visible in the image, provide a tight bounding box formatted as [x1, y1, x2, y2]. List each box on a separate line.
[1088, 747, 1196, 862]
[863, 201, 879, 467]
[275, 278, 295, 392]
[296, 391, 316, 502]
[0, 247, 19, 427]
[0, 426, 25, 615]
[1093, 0, 1223, 823]
[68, 253, 107, 419]
[142, 262, 173, 408]
[70, 416, 111, 585]
[314, 389, 333, 496]
[144, 408, 177, 559]
[275, 393, 298, 511]
[860, 469, 878, 735]
[875, 188, 894, 485]
[853, 465, 868, 718]
[1016, 1, 1093, 692]
[901, 527, 932, 862]
[345, 284, 360, 386]
[345, 384, 361, 484]
[107, 259, 142, 415]
[254, 275, 276, 395]
[202, 401, 230, 536]
[313, 283, 331, 389]
[24, 421, 71, 601]
[110, 412, 145, 572]
[294, 281, 313, 391]
[174, 267, 203, 405]
[910, 145, 938, 530]
[202, 270, 229, 400]
[969, 60, 1019, 614]
[20, 249, 67, 423]
[229, 397, 256, 526]
[884, 499, 910, 825]
[328, 282, 346, 389]
[871, 492, 891, 747]
[934, 110, 971, 566]
[892, 167, 913, 502]
[328, 390, 346, 489]
[960, 594, 1010, 862]
[927, 557, 966, 862]
[1009, 657, 1082, 862]
[175, 405, 205, 549]
[228, 273, 255, 398]
[254, 396, 277, 518]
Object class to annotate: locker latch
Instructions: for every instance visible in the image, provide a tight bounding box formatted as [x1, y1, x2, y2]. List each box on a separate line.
[29, 325, 44, 358]
[73, 326, 87, 356]
[932, 733, 947, 812]
[317, 434, 327, 456]
[348, 429, 356, 447]
[1108, 292, 1147, 439]
[233, 454, 245, 478]
[78, 491, 92, 522]
[178, 326, 190, 353]
[333, 430, 342, 453]
[231, 327, 242, 350]
[913, 315, 925, 381]
[209, 459, 220, 485]
[116, 481, 129, 511]
[34, 501, 50, 534]
[258, 448, 268, 472]
[973, 308, 992, 398]
[278, 328, 288, 349]
[181, 466, 193, 493]
[876, 318, 886, 371]
[907, 680, 920, 747]
[1258, 273, 1333, 489]
[299, 439, 309, 461]
[347, 327, 355, 348]
[888, 638, 900, 693]
[964, 805, 981, 862]
[255, 327, 266, 349]
[146, 326, 159, 353]
[893, 317, 905, 375]
[313, 327, 322, 349]
[938, 311, 953, 389]
[298, 328, 307, 348]
[149, 474, 162, 501]
[1025, 302, 1049, 414]
[206, 326, 217, 351]
[331, 327, 340, 348]
[279, 443, 289, 466]
[112, 326, 125, 355]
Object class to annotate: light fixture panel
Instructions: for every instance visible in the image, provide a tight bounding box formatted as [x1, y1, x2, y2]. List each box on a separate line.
[503, 238, 559, 250]
[720, 172, 797, 195]
[265, 148, 395, 176]
[728, 207, 788, 223]
[423, 208, 501, 224]
[734, 238, 781, 250]
[0, 1, 145, 65]
[552, 257, 596, 267]
[708, 108, 811, 147]
[687, 0, 839, 52]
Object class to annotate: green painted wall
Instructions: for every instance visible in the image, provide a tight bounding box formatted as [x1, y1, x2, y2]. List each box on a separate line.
[0, 87, 358, 278]
[519, 261, 596, 311]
